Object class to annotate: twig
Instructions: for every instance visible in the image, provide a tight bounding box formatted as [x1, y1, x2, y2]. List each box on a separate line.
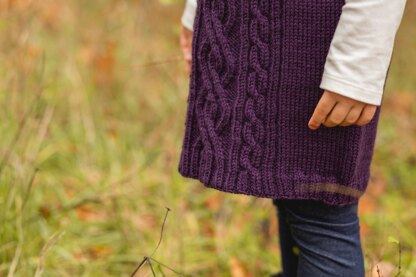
[130, 256, 185, 277]
[147, 256, 184, 276]
[394, 241, 401, 277]
[130, 206, 171, 277]
[136, 56, 184, 69]
[148, 259, 156, 276]
[149, 207, 170, 258]
[34, 231, 65, 277]
[377, 264, 382, 277]
[130, 207, 187, 277]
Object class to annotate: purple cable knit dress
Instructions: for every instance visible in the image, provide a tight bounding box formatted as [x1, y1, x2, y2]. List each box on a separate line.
[178, 0, 382, 206]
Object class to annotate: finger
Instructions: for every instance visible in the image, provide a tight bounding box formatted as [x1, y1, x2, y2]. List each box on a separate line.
[186, 61, 191, 75]
[180, 33, 192, 74]
[184, 50, 192, 74]
[180, 28, 188, 49]
[308, 95, 337, 130]
[339, 105, 364, 126]
[322, 101, 351, 127]
[180, 40, 192, 60]
[355, 105, 377, 126]
[184, 50, 192, 62]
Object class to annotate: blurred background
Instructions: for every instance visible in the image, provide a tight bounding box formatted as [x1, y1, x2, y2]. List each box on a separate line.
[0, 0, 415, 276]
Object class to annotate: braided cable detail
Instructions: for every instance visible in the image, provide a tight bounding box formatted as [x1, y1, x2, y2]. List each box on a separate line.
[192, 0, 238, 182]
[238, 0, 271, 189]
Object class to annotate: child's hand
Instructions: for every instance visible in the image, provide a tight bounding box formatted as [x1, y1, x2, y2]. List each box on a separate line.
[180, 25, 193, 75]
[308, 90, 377, 130]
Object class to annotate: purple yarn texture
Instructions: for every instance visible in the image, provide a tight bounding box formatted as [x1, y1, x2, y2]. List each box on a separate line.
[178, 0, 382, 206]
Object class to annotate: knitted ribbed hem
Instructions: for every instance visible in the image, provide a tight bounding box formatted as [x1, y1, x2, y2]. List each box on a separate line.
[177, 0, 375, 207]
[178, 148, 369, 207]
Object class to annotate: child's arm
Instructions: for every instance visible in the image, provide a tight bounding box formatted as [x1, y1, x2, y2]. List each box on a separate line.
[319, 0, 407, 106]
[309, 0, 407, 130]
[181, 0, 197, 32]
[180, 0, 196, 74]
[180, 0, 197, 75]
[180, 0, 406, 105]
[179, 0, 408, 128]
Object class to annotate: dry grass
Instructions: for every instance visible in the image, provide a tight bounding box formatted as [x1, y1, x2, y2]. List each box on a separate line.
[0, 0, 415, 276]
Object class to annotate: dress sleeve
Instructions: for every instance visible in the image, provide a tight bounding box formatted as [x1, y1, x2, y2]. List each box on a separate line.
[320, 0, 407, 106]
[181, 0, 197, 31]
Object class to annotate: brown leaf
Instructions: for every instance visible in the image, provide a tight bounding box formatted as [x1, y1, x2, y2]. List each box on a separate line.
[204, 193, 224, 212]
[358, 194, 377, 215]
[75, 204, 108, 222]
[229, 257, 252, 277]
[367, 173, 387, 198]
[87, 245, 113, 259]
[358, 194, 376, 238]
[92, 41, 117, 90]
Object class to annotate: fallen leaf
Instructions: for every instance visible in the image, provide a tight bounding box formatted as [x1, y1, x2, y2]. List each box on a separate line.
[229, 257, 251, 277]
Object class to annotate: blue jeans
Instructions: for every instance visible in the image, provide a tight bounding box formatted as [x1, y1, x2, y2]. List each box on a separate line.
[272, 199, 365, 277]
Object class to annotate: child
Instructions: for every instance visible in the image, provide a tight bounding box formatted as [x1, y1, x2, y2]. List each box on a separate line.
[178, 0, 407, 276]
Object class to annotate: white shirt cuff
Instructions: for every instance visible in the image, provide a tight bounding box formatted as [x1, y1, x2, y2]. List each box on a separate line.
[320, 73, 383, 106]
[181, 0, 197, 31]
[320, 0, 407, 106]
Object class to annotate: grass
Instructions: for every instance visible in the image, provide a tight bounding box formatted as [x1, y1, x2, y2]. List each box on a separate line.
[0, 0, 415, 276]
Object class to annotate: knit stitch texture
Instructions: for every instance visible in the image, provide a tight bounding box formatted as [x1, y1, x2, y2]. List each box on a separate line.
[178, 0, 382, 206]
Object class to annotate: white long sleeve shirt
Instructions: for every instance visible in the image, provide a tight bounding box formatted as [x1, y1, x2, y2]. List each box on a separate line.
[181, 0, 407, 106]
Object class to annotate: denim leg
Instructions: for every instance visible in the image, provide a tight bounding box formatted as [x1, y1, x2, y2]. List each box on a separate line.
[272, 198, 299, 277]
[276, 199, 365, 277]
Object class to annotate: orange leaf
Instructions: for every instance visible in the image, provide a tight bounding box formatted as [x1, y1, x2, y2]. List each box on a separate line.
[229, 257, 252, 277]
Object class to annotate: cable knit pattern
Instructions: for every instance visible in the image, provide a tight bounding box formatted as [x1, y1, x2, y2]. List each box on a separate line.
[178, 0, 382, 206]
